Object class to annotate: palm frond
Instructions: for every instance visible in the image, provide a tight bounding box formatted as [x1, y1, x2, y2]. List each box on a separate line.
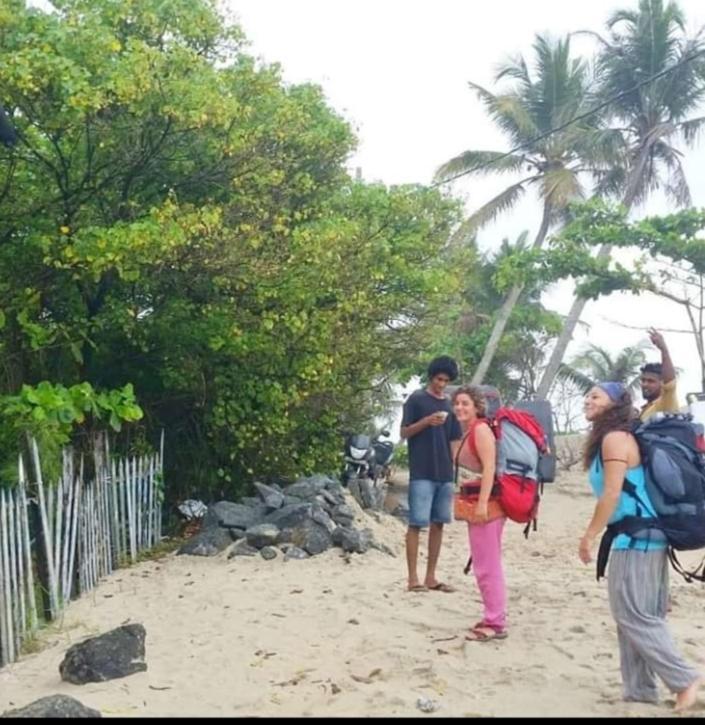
[593, 166, 628, 200]
[495, 54, 531, 87]
[541, 167, 585, 208]
[468, 82, 540, 143]
[578, 128, 628, 169]
[491, 230, 532, 261]
[623, 143, 655, 207]
[571, 348, 604, 373]
[606, 8, 639, 29]
[433, 150, 526, 183]
[556, 363, 594, 394]
[660, 38, 705, 121]
[679, 115, 705, 145]
[463, 178, 533, 231]
[566, 342, 648, 388]
[654, 141, 692, 207]
[570, 29, 614, 51]
[532, 35, 589, 131]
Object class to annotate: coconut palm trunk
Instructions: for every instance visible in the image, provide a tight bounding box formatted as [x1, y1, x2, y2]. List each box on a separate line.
[471, 204, 552, 384]
[536, 243, 613, 398]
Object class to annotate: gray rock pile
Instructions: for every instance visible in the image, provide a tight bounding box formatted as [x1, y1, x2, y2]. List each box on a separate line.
[178, 474, 394, 560]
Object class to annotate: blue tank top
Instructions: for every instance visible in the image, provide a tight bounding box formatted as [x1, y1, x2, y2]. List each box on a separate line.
[588, 456, 666, 551]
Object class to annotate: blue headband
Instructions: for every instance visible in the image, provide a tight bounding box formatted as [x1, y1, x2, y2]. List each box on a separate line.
[597, 381, 626, 402]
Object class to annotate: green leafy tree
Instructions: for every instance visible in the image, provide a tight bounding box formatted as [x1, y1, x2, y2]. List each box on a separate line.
[0, 0, 464, 498]
[503, 201, 705, 391]
[0, 381, 142, 484]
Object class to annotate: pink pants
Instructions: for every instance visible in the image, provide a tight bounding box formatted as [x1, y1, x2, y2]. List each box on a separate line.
[467, 517, 507, 631]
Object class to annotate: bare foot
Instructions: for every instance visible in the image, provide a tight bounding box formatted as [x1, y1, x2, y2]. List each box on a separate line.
[424, 580, 456, 593]
[675, 676, 703, 712]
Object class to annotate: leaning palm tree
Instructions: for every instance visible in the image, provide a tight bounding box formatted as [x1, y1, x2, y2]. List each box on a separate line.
[435, 34, 607, 385]
[557, 341, 648, 394]
[537, 0, 705, 398]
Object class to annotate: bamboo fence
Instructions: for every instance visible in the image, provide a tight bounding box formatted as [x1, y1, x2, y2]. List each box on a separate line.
[0, 432, 164, 667]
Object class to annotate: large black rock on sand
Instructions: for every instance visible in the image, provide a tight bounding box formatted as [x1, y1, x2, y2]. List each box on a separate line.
[59, 623, 147, 685]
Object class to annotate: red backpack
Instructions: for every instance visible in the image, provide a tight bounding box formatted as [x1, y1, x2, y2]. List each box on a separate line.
[466, 408, 547, 528]
[460, 406, 548, 577]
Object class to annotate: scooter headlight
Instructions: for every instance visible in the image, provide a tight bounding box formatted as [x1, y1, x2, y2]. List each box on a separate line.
[350, 447, 367, 460]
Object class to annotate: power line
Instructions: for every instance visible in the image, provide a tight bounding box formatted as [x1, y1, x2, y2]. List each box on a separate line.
[432, 47, 705, 188]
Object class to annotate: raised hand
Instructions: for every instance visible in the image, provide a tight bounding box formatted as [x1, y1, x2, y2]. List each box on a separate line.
[648, 327, 667, 351]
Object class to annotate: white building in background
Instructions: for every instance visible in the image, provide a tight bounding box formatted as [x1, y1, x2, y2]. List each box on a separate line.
[375, 377, 420, 444]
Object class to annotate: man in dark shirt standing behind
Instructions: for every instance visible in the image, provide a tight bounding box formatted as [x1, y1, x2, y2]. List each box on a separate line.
[401, 356, 462, 592]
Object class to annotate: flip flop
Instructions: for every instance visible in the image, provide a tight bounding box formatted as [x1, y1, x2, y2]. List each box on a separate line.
[465, 625, 508, 642]
[427, 582, 456, 593]
[407, 584, 428, 592]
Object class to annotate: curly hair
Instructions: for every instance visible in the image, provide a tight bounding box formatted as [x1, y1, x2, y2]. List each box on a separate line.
[583, 390, 637, 469]
[452, 384, 487, 418]
[427, 355, 459, 382]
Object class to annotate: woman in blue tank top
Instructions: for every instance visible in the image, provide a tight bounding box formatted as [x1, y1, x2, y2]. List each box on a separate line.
[579, 381, 701, 712]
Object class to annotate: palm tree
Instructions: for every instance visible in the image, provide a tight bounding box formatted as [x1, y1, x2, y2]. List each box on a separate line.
[441, 230, 561, 400]
[557, 341, 648, 394]
[536, 0, 705, 398]
[435, 34, 606, 386]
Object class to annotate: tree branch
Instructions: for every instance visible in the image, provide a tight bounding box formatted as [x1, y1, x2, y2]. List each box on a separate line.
[599, 315, 692, 335]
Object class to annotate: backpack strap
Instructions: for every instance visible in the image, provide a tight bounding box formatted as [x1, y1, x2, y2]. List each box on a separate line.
[466, 419, 484, 459]
[596, 442, 654, 579]
[454, 429, 471, 487]
[668, 549, 705, 583]
[605, 519, 705, 584]
[457, 420, 490, 578]
[597, 446, 651, 514]
[596, 524, 619, 580]
[454, 420, 485, 481]
[523, 518, 537, 539]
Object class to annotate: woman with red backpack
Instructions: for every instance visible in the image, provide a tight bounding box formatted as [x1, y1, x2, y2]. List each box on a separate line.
[452, 385, 508, 642]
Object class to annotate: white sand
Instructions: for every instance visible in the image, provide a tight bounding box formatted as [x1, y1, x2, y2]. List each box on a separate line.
[1, 469, 704, 718]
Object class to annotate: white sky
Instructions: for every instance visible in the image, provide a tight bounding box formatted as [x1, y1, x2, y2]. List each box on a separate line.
[226, 0, 705, 401]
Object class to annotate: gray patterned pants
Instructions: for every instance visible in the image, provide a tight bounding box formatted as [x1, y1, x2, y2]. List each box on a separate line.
[607, 548, 699, 703]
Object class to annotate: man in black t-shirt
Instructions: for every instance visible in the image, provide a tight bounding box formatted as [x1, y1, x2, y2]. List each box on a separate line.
[401, 356, 462, 593]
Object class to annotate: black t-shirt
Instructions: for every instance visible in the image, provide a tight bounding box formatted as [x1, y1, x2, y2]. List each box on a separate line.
[401, 388, 462, 483]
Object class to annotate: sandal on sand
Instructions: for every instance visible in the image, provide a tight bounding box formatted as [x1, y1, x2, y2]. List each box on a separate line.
[465, 625, 508, 642]
[427, 582, 456, 593]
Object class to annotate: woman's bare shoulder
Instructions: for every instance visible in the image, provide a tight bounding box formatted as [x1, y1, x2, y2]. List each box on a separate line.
[602, 430, 639, 458]
[474, 419, 494, 435]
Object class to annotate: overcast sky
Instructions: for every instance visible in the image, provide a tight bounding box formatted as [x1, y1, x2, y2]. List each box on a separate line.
[227, 0, 705, 401]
